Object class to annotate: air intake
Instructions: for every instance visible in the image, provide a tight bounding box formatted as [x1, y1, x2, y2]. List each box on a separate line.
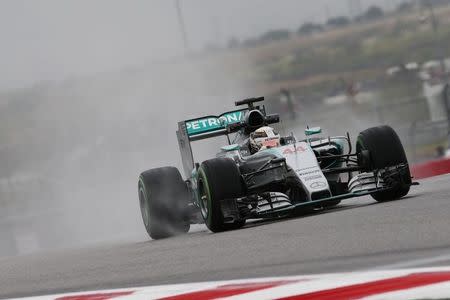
[246, 110, 265, 129]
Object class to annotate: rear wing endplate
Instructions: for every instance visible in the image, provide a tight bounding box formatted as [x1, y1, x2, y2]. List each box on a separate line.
[176, 109, 246, 177]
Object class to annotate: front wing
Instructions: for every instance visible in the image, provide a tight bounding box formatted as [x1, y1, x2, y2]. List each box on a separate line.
[254, 188, 385, 219]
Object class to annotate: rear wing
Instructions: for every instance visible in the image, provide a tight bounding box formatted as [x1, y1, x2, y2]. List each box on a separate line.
[176, 109, 246, 177]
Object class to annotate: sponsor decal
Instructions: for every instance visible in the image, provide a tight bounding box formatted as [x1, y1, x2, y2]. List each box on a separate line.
[261, 139, 280, 148]
[310, 181, 327, 189]
[283, 145, 306, 155]
[304, 174, 322, 181]
[296, 169, 320, 176]
[186, 110, 245, 136]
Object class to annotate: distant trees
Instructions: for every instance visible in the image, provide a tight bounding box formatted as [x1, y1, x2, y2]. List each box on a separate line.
[298, 23, 324, 36]
[259, 29, 291, 42]
[396, 1, 414, 13]
[239, 29, 291, 48]
[364, 6, 384, 20]
[353, 5, 384, 22]
[233, 2, 393, 50]
[326, 16, 351, 27]
[236, 2, 391, 50]
[418, 0, 450, 7]
[395, 0, 450, 15]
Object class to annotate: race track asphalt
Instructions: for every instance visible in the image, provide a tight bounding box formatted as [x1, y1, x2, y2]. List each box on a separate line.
[1, 174, 450, 299]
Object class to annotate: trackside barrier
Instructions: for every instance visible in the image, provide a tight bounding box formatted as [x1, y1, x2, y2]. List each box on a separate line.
[411, 157, 450, 179]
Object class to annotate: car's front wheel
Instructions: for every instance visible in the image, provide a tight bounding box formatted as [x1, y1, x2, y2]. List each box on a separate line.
[198, 158, 246, 232]
[357, 125, 411, 202]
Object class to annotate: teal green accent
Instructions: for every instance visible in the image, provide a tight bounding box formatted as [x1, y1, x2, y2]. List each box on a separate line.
[334, 139, 345, 155]
[191, 167, 198, 179]
[198, 167, 212, 224]
[221, 144, 240, 152]
[305, 127, 322, 136]
[331, 139, 345, 168]
[138, 176, 149, 204]
[356, 136, 366, 150]
[186, 110, 246, 136]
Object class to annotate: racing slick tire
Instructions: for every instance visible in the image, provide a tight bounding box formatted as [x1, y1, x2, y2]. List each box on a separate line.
[138, 167, 190, 240]
[198, 158, 246, 233]
[356, 125, 411, 202]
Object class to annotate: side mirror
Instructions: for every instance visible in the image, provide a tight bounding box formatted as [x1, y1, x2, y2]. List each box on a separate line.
[305, 127, 322, 136]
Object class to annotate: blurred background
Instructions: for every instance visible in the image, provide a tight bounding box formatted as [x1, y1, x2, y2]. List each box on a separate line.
[1, 0, 450, 256]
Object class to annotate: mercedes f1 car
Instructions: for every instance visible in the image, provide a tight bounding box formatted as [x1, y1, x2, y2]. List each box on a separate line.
[138, 97, 415, 239]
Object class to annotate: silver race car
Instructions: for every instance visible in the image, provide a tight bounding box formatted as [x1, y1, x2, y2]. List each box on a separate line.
[138, 97, 415, 239]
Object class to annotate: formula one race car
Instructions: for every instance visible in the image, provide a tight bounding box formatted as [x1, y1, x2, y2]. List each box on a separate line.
[138, 97, 415, 239]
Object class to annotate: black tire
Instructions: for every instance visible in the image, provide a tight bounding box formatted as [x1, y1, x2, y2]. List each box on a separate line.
[198, 158, 246, 233]
[138, 167, 190, 239]
[356, 125, 411, 202]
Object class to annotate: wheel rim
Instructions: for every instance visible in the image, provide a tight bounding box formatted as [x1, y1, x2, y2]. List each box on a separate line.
[139, 186, 150, 227]
[198, 178, 209, 220]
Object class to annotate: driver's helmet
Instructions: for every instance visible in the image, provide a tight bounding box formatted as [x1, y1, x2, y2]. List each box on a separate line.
[249, 126, 281, 153]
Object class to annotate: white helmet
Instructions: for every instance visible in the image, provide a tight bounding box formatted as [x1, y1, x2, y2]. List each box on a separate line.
[249, 126, 281, 153]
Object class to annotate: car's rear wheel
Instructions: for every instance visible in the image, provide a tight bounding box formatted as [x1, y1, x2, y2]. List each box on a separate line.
[198, 158, 246, 232]
[138, 167, 190, 239]
[356, 125, 411, 202]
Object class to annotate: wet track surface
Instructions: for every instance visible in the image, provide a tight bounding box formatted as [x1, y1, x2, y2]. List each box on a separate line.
[1, 174, 450, 298]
